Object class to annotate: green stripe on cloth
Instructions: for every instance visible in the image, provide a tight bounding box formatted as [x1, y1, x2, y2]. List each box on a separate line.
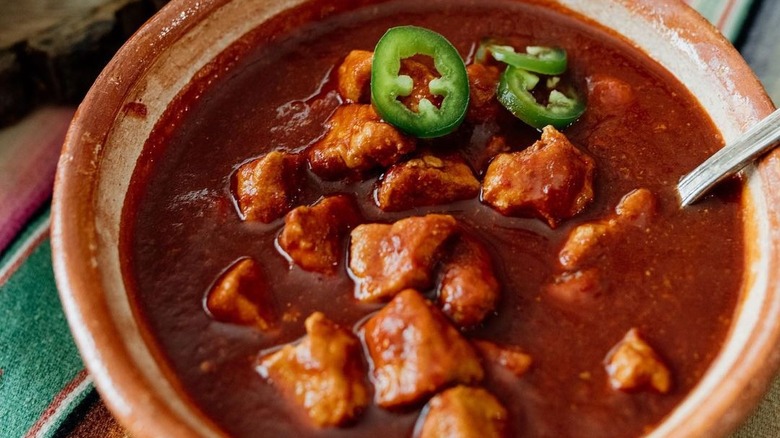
[0, 231, 87, 437]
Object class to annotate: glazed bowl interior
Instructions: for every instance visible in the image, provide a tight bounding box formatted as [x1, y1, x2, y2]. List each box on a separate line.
[52, 0, 780, 437]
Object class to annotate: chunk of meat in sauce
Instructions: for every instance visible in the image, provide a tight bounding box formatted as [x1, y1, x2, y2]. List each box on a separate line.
[278, 195, 362, 274]
[473, 340, 532, 379]
[481, 125, 595, 228]
[234, 151, 303, 223]
[418, 386, 508, 438]
[308, 104, 416, 180]
[349, 214, 457, 302]
[615, 187, 657, 227]
[205, 258, 275, 330]
[437, 234, 500, 328]
[376, 152, 480, 212]
[604, 328, 672, 394]
[337, 50, 373, 103]
[257, 312, 370, 427]
[545, 268, 601, 305]
[557, 223, 610, 271]
[362, 289, 484, 407]
[587, 74, 636, 118]
[337, 51, 438, 108]
[558, 188, 657, 270]
[466, 63, 502, 123]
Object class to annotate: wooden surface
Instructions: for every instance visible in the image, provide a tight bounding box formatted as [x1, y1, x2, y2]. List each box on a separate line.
[1, 0, 123, 49]
[0, 0, 166, 125]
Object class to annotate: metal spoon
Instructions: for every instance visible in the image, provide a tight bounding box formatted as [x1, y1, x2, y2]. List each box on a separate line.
[678, 108, 780, 206]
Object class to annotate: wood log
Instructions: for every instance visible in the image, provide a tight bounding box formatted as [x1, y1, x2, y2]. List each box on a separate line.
[0, 0, 167, 126]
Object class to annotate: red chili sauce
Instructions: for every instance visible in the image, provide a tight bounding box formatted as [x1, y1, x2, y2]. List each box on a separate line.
[122, 0, 744, 436]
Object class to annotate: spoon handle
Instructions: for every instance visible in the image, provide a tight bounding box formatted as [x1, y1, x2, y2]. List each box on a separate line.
[678, 108, 780, 207]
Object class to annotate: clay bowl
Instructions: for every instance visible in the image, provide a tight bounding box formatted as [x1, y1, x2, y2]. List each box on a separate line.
[51, 0, 780, 436]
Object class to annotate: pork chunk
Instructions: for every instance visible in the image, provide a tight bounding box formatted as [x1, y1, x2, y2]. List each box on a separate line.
[205, 258, 275, 330]
[438, 235, 500, 328]
[376, 152, 480, 212]
[362, 289, 484, 407]
[234, 151, 303, 223]
[482, 126, 595, 228]
[308, 104, 416, 180]
[558, 188, 657, 270]
[587, 74, 636, 118]
[545, 268, 601, 305]
[419, 386, 508, 438]
[336, 51, 437, 108]
[278, 195, 362, 274]
[349, 214, 458, 302]
[615, 188, 657, 228]
[466, 63, 502, 123]
[473, 340, 532, 379]
[258, 312, 370, 427]
[337, 50, 373, 103]
[558, 223, 611, 271]
[604, 328, 672, 393]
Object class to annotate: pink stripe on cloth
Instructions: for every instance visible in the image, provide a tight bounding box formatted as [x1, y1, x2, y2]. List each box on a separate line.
[0, 107, 75, 253]
[716, 0, 738, 29]
[0, 216, 50, 286]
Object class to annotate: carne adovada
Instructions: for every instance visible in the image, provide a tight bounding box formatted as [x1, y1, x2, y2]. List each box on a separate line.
[123, 0, 744, 436]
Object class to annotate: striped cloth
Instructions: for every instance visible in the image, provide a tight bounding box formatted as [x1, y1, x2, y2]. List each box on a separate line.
[1, 1, 776, 437]
[687, 0, 754, 41]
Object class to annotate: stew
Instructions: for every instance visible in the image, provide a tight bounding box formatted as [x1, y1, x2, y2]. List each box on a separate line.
[122, 0, 744, 437]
